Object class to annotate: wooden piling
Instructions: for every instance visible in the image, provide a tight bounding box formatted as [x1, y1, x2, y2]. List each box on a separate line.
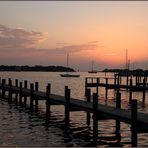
[131, 99, 137, 147]
[24, 80, 27, 107]
[35, 82, 39, 108]
[126, 73, 129, 88]
[119, 75, 122, 84]
[46, 83, 51, 117]
[129, 78, 133, 102]
[136, 75, 138, 85]
[15, 79, 18, 104]
[93, 93, 98, 143]
[2, 79, 6, 99]
[116, 92, 121, 136]
[114, 74, 117, 91]
[85, 78, 88, 97]
[86, 88, 91, 126]
[96, 78, 99, 96]
[105, 78, 108, 100]
[19, 82, 22, 106]
[30, 83, 34, 110]
[116, 74, 120, 94]
[8, 78, 12, 103]
[65, 86, 70, 126]
[142, 78, 146, 103]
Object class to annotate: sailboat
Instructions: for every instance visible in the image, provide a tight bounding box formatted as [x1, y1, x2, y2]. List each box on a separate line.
[60, 53, 80, 77]
[88, 60, 98, 73]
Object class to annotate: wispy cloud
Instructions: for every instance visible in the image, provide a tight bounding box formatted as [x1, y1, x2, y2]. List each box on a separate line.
[0, 24, 48, 50]
[47, 42, 98, 54]
[0, 24, 99, 55]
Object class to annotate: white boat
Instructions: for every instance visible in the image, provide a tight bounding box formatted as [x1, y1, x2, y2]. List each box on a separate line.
[88, 60, 98, 73]
[60, 53, 80, 77]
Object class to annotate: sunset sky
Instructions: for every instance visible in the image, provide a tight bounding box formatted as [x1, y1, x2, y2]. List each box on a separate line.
[0, 1, 148, 71]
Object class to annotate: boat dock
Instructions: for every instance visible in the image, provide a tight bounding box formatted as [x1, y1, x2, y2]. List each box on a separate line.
[0, 77, 148, 146]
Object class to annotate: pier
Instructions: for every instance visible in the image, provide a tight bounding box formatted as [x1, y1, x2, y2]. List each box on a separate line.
[0, 77, 148, 146]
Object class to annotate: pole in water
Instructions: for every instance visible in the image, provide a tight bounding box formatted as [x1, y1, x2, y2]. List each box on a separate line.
[65, 86, 70, 127]
[86, 88, 91, 126]
[46, 83, 51, 117]
[131, 99, 137, 147]
[30, 83, 34, 111]
[93, 93, 98, 144]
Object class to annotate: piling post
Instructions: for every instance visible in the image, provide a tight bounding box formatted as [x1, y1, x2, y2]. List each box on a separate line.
[115, 91, 121, 140]
[138, 75, 140, 85]
[126, 73, 129, 88]
[19, 82, 23, 106]
[114, 74, 117, 91]
[93, 93, 98, 143]
[119, 75, 122, 84]
[15, 79, 18, 104]
[8, 78, 12, 103]
[35, 82, 39, 108]
[30, 83, 34, 110]
[105, 78, 108, 101]
[85, 78, 88, 96]
[142, 78, 146, 104]
[129, 78, 133, 103]
[136, 75, 138, 85]
[65, 86, 70, 126]
[24, 80, 27, 107]
[86, 88, 91, 126]
[117, 74, 120, 93]
[96, 78, 99, 96]
[2, 79, 6, 99]
[46, 83, 51, 117]
[131, 99, 137, 147]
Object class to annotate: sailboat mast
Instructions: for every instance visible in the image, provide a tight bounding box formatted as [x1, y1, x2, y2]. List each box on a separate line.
[125, 48, 128, 69]
[92, 60, 94, 71]
[67, 53, 69, 68]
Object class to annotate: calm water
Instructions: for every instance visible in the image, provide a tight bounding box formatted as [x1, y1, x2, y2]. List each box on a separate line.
[0, 72, 148, 147]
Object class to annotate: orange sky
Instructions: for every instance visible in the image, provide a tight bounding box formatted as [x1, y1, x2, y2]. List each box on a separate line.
[0, 1, 148, 70]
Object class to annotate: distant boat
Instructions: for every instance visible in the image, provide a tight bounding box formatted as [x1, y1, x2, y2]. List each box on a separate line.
[60, 53, 80, 77]
[60, 73, 80, 77]
[88, 60, 98, 73]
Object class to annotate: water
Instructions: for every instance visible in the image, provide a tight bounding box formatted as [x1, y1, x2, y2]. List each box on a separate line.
[0, 71, 148, 147]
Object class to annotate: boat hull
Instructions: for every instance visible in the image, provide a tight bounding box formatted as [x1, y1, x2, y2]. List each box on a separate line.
[60, 74, 80, 77]
[88, 71, 98, 73]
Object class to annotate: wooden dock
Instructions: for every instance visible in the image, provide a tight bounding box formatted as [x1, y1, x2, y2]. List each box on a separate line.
[0, 77, 148, 146]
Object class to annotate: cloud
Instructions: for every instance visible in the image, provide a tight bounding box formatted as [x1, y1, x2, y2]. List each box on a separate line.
[47, 42, 98, 54]
[0, 24, 48, 50]
[0, 24, 99, 56]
